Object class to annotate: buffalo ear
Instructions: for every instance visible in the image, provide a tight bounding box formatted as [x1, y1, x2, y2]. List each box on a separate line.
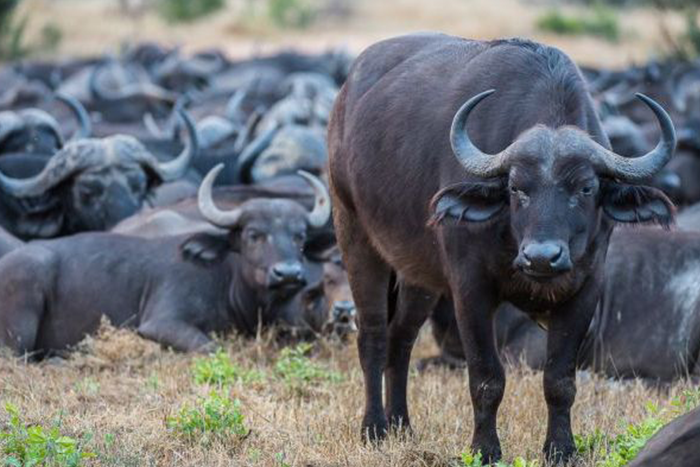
[601, 181, 675, 228]
[180, 232, 232, 265]
[429, 180, 507, 226]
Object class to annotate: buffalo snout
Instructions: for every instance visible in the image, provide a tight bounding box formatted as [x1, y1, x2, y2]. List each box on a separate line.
[267, 261, 306, 290]
[515, 241, 572, 278]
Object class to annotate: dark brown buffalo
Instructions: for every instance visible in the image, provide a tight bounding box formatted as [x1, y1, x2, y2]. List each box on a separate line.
[0, 165, 331, 356]
[328, 33, 675, 462]
[428, 227, 700, 382]
[628, 406, 700, 467]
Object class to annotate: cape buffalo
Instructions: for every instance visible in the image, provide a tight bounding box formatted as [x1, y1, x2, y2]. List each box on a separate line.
[0, 109, 196, 239]
[0, 164, 331, 356]
[328, 34, 675, 462]
[429, 227, 700, 383]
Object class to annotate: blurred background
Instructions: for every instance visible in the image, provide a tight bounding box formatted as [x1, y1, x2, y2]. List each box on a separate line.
[3, 0, 700, 68]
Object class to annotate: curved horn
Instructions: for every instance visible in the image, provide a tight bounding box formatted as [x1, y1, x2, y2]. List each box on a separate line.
[89, 62, 118, 101]
[197, 163, 244, 227]
[297, 170, 331, 228]
[591, 93, 676, 181]
[0, 143, 87, 197]
[156, 108, 197, 181]
[55, 93, 92, 141]
[450, 89, 509, 177]
[234, 122, 277, 183]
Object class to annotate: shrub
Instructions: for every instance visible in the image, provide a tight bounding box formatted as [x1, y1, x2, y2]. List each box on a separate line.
[191, 349, 264, 386]
[166, 392, 249, 444]
[157, 0, 225, 23]
[536, 5, 620, 42]
[0, 403, 96, 467]
[274, 343, 342, 392]
[268, 0, 317, 29]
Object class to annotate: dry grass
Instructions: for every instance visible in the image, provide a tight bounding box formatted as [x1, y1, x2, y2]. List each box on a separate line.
[14, 0, 690, 68]
[0, 322, 693, 466]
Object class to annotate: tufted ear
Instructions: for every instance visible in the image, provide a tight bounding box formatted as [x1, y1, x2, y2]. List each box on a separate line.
[180, 232, 236, 266]
[429, 179, 507, 227]
[601, 181, 675, 228]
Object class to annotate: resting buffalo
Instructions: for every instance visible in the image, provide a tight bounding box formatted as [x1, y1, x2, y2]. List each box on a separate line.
[0, 109, 196, 239]
[0, 164, 331, 356]
[628, 406, 700, 467]
[328, 34, 675, 462]
[428, 227, 700, 382]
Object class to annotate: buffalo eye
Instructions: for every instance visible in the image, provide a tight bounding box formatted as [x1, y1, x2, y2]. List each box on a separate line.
[247, 230, 266, 243]
[581, 185, 595, 196]
[78, 183, 103, 203]
[292, 232, 306, 245]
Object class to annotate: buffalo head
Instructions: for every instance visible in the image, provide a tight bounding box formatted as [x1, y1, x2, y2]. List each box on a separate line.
[182, 163, 331, 299]
[0, 109, 196, 237]
[432, 90, 676, 282]
[0, 94, 91, 156]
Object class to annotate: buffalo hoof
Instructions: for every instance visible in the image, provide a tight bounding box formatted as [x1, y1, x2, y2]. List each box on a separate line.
[361, 416, 388, 443]
[471, 439, 502, 465]
[544, 439, 575, 465]
[387, 415, 413, 436]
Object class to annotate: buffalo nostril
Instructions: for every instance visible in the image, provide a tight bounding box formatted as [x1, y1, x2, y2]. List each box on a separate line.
[270, 262, 305, 285]
[549, 246, 563, 266]
[333, 300, 356, 322]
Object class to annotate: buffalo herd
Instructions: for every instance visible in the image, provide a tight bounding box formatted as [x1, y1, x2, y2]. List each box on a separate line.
[2, 33, 700, 464]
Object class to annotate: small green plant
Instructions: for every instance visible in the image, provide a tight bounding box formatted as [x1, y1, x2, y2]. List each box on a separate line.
[461, 450, 539, 467]
[191, 349, 264, 386]
[268, 0, 317, 29]
[157, 0, 225, 23]
[536, 4, 620, 42]
[0, 403, 96, 467]
[166, 392, 249, 444]
[274, 343, 342, 392]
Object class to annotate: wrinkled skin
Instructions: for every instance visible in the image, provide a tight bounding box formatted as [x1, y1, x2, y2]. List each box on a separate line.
[0, 197, 322, 356]
[328, 34, 674, 463]
[628, 406, 700, 467]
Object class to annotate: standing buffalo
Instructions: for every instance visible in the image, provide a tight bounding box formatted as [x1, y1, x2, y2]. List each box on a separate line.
[0, 109, 196, 239]
[0, 164, 331, 356]
[328, 34, 675, 462]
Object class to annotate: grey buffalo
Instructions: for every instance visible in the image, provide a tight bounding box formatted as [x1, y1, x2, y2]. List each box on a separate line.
[0, 164, 331, 356]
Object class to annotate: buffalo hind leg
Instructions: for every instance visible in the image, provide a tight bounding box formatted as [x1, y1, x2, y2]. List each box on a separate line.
[385, 282, 438, 432]
[0, 249, 53, 358]
[333, 201, 391, 442]
[453, 285, 504, 464]
[543, 283, 598, 464]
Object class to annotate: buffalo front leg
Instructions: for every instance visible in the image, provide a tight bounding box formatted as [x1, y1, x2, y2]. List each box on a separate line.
[453, 286, 504, 463]
[385, 283, 438, 431]
[542, 282, 598, 463]
[333, 202, 392, 442]
[138, 319, 214, 353]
